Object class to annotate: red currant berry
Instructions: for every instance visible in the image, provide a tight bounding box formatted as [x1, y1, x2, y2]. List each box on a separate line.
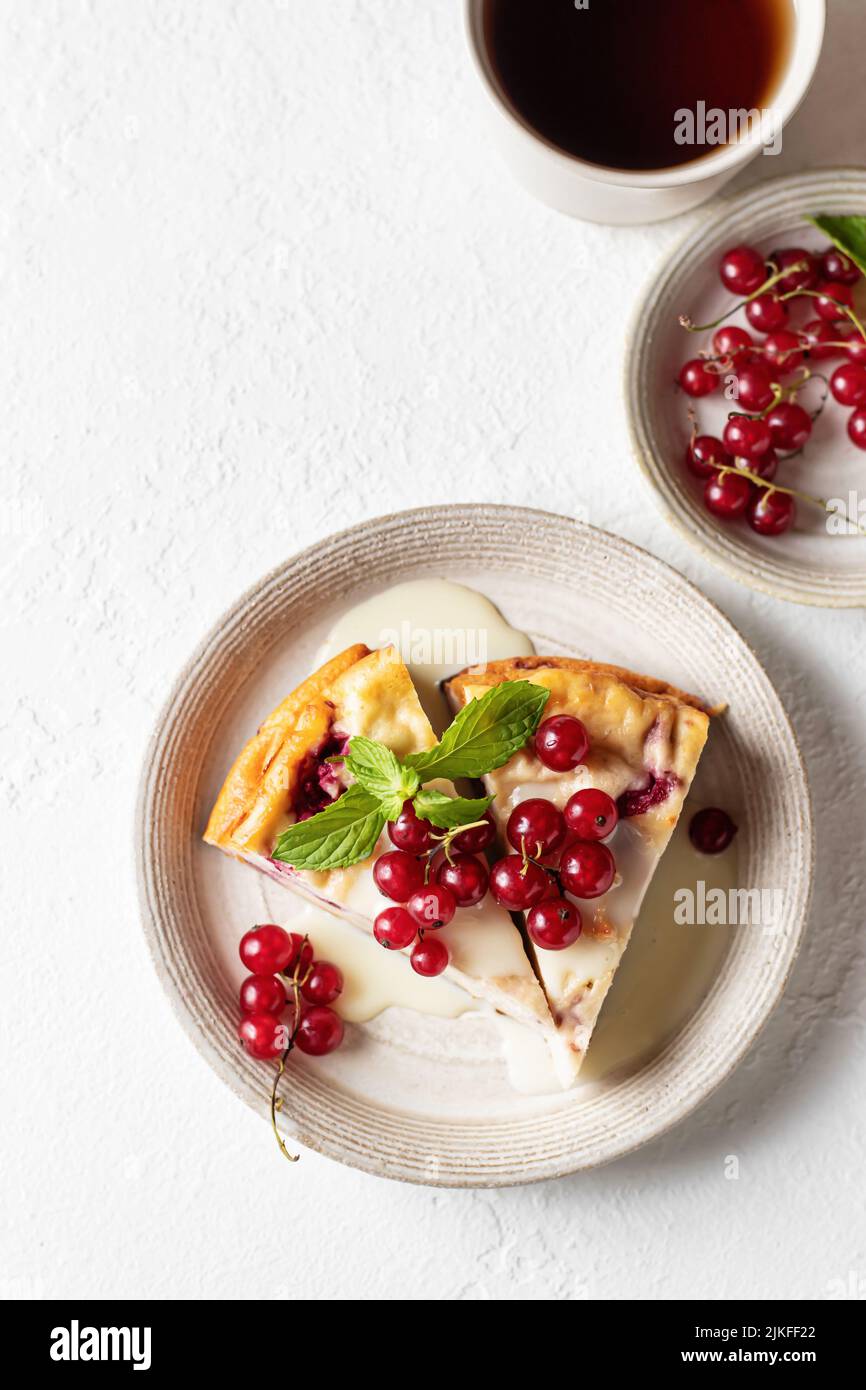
[722, 414, 772, 461]
[373, 849, 425, 902]
[535, 714, 589, 771]
[406, 883, 457, 930]
[842, 329, 866, 365]
[719, 244, 766, 296]
[489, 855, 551, 911]
[436, 853, 489, 907]
[704, 470, 752, 520]
[712, 325, 754, 361]
[238, 1012, 288, 1060]
[746, 293, 788, 334]
[689, 807, 738, 854]
[735, 362, 775, 413]
[801, 318, 843, 361]
[301, 960, 343, 1005]
[526, 898, 582, 951]
[451, 811, 496, 853]
[815, 281, 854, 322]
[387, 801, 435, 852]
[740, 449, 778, 482]
[559, 841, 616, 899]
[685, 435, 730, 480]
[564, 788, 618, 841]
[848, 407, 866, 451]
[830, 361, 866, 408]
[678, 358, 719, 397]
[770, 247, 818, 293]
[239, 974, 287, 1015]
[762, 329, 804, 375]
[239, 924, 295, 976]
[821, 247, 861, 286]
[766, 400, 812, 451]
[295, 1005, 344, 1056]
[410, 936, 449, 977]
[506, 798, 566, 857]
[373, 905, 418, 950]
[747, 488, 795, 536]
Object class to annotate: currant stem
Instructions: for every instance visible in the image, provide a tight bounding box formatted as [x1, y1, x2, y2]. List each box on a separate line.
[427, 818, 489, 869]
[716, 464, 866, 535]
[779, 288, 866, 345]
[270, 1056, 299, 1163]
[269, 937, 312, 1165]
[726, 380, 785, 422]
[680, 259, 810, 334]
[517, 837, 542, 876]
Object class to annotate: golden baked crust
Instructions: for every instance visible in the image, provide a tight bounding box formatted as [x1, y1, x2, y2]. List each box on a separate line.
[205, 643, 438, 858]
[205, 644, 368, 853]
[445, 656, 710, 835]
[448, 655, 712, 711]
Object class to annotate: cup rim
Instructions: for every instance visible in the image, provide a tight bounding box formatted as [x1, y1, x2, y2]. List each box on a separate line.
[464, 0, 826, 188]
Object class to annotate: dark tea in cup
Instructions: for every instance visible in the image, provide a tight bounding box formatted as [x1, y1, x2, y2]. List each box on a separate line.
[483, 0, 794, 171]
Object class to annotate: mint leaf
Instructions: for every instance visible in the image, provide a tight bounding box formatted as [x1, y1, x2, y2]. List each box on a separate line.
[406, 680, 549, 782]
[272, 785, 387, 871]
[413, 788, 493, 829]
[806, 214, 866, 277]
[343, 735, 419, 804]
[271, 681, 547, 872]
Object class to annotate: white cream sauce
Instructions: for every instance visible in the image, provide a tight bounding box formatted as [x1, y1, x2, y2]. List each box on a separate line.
[317, 577, 534, 732]
[497, 820, 738, 1093]
[285, 905, 471, 1023]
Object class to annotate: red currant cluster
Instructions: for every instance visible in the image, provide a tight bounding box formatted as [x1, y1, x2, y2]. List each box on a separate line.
[679, 241, 866, 537]
[372, 714, 621, 965]
[236, 923, 344, 1060]
[494, 716, 617, 951]
[372, 802, 496, 977]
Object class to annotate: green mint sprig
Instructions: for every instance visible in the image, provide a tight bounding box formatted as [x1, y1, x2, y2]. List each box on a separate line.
[405, 679, 549, 782]
[805, 213, 866, 278]
[272, 679, 548, 872]
[342, 736, 419, 818]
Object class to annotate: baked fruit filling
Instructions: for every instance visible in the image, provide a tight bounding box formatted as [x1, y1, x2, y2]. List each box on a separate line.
[294, 729, 350, 820]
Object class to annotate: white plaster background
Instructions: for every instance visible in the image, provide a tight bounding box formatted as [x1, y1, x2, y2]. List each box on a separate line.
[2, 0, 864, 1302]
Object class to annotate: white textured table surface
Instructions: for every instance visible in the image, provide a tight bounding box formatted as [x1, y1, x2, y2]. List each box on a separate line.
[3, 0, 865, 1302]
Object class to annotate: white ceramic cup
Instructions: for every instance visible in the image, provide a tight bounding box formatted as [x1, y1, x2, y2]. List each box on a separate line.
[464, 0, 826, 225]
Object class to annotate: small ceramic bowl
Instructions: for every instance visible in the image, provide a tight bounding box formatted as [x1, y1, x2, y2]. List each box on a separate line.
[626, 168, 866, 606]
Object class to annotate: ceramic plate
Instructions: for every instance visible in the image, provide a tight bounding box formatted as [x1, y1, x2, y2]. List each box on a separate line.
[626, 168, 866, 608]
[136, 505, 813, 1186]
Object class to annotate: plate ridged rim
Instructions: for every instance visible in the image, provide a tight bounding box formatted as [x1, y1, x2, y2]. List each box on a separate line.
[135, 504, 813, 1186]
